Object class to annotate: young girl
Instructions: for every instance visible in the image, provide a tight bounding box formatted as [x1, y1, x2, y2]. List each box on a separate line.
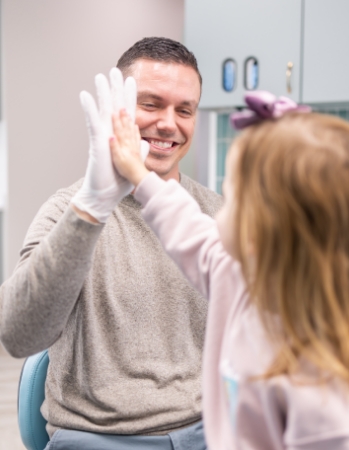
[110, 92, 349, 449]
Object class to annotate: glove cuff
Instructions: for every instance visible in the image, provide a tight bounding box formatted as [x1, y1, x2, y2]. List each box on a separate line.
[71, 181, 133, 223]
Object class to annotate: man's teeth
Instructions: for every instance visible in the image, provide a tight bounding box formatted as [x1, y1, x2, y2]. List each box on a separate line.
[149, 140, 173, 149]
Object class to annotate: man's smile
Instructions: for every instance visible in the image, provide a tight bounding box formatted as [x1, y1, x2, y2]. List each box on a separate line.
[142, 138, 180, 152]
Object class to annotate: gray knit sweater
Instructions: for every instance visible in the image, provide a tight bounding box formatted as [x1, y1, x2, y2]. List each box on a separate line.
[0, 174, 222, 437]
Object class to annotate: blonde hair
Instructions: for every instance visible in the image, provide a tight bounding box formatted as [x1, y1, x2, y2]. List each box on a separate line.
[231, 112, 349, 382]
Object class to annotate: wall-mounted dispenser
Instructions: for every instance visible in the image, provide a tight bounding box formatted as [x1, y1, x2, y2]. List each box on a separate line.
[244, 57, 259, 90]
[222, 59, 237, 92]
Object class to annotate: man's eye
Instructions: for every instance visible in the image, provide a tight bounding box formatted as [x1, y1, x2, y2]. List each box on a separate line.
[142, 103, 156, 109]
[179, 110, 192, 116]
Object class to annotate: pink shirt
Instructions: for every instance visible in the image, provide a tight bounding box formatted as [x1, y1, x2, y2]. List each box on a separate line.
[135, 172, 349, 450]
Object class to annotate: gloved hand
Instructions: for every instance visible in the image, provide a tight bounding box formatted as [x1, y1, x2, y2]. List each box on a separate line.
[71, 67, 149, 223]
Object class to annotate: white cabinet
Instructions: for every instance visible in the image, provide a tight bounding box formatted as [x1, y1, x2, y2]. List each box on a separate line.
[302, 0, 349, 104]
[185, 0, 349, 108]
[184, 0, 302, 109]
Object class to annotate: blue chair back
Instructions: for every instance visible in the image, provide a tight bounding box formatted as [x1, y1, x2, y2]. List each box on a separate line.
[18, 350, 50, 450]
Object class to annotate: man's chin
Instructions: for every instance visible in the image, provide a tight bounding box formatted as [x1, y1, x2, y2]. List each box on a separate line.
[144, 158, 179, 181]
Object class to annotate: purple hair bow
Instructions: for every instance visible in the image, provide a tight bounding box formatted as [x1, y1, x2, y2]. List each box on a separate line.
[230, 91, 311, 130]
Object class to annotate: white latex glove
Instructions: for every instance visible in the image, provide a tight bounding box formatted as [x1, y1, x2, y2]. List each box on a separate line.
[71, 67, 149, 223]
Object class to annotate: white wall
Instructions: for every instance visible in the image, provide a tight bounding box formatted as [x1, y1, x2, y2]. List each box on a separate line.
[2, 0, 185, 277]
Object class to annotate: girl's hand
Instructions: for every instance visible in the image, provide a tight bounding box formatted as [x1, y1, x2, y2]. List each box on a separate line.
[110, 109, 150, 186]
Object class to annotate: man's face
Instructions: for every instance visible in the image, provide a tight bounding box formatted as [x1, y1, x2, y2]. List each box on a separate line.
[129, 59, 201, 181]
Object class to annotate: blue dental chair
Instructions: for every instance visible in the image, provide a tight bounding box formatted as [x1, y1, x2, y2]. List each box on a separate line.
[18, 350, 50, 450]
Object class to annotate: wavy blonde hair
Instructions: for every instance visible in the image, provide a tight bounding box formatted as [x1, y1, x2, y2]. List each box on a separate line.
[231, 112, 349, 382]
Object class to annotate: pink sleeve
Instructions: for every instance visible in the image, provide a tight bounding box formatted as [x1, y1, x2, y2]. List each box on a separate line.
[134, 172, 230, 299]
[135, 172, 240, 450]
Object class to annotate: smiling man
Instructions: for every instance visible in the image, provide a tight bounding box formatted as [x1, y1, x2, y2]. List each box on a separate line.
[118, 39, 202, 182]
[0, 37, 222, 450]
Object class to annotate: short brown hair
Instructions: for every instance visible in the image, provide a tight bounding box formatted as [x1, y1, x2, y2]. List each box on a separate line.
[117, 37, 202, 86]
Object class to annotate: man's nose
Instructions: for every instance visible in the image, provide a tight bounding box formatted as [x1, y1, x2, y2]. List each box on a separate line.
[156, 108, 177, 134]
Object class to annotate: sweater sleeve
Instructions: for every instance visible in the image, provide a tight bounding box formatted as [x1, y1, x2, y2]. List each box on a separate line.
[0, 204, 104, 358]
[134, 172, 230, 300]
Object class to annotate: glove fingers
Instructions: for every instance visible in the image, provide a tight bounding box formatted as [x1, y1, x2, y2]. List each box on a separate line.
[80, 91, 101, 141]
[124, 77, 137, 122]
[140, 139, 150, 162]
[110, 67, 125, 114]
[95, 73, 113, 133]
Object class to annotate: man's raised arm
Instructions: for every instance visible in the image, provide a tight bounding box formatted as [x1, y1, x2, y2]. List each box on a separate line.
[0, 69, 148, 357]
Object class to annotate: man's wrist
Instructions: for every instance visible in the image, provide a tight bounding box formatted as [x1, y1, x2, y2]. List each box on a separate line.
[70, 204, 101, 224]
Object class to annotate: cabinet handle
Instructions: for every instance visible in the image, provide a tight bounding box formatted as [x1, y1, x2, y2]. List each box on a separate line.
[286, 62, 293, 93]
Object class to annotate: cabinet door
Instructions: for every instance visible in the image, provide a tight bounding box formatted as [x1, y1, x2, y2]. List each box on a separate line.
[184, 0, 302, 109]
[302, 0, 349, 104]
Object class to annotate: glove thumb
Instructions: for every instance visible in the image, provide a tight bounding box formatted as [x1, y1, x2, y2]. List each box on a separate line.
[140, 139, 150, 162]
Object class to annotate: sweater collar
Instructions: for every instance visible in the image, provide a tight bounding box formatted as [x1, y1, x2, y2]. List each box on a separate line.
[122, 172, 186, 209]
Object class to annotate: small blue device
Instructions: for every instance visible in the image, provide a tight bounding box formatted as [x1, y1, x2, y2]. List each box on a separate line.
[222, 59, 237, 92]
